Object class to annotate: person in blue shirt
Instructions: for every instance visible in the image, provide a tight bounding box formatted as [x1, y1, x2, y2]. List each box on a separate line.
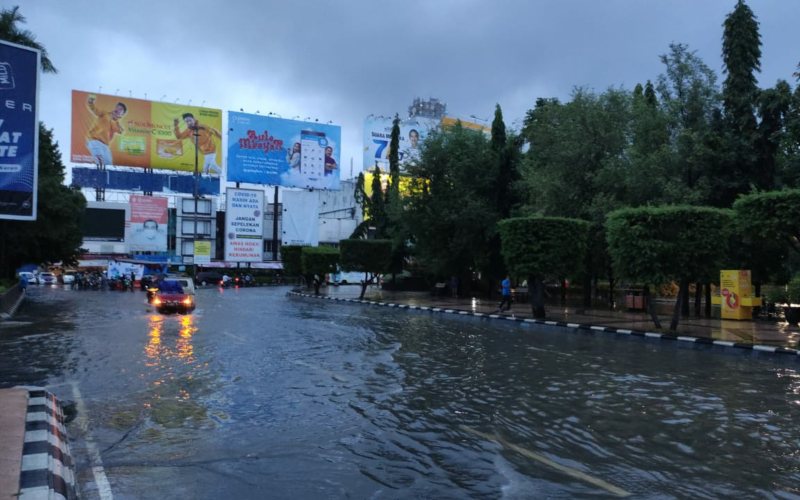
[497, 275, 512, 312]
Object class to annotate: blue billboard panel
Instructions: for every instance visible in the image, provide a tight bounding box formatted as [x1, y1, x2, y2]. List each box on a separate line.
[71, 167, 220, 195]
[227, 112, 341, 190]
[0, 41, 39, 220]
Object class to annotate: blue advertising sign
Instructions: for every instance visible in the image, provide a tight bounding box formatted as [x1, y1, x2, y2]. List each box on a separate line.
[0, 41, 39, 220]
[227, 112, 341, 190]
[71, 167, 220, 195]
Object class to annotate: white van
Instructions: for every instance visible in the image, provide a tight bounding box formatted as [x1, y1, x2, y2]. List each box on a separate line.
[171, 276, 196, 295]
[330, 270, 365, 285]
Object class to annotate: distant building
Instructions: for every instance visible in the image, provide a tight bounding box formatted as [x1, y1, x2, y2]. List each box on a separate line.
[408, 97, 446, 120]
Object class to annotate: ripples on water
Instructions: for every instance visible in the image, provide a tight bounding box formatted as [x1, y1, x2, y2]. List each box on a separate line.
[3, 287, 799, 498]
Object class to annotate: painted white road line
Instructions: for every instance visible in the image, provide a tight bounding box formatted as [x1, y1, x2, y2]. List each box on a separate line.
[70, 381, 114, 500]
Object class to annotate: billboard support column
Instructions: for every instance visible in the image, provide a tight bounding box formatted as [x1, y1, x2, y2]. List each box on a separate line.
[272, 186, 279, 261]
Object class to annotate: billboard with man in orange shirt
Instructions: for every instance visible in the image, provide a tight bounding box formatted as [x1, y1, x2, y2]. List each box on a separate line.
[71, 90, 223, 175]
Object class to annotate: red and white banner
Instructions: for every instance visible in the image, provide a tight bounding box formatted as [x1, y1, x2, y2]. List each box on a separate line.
[128, 195, 168, 252]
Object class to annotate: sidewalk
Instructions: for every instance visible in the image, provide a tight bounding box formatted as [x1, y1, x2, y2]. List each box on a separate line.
[313, 285, 800, 351]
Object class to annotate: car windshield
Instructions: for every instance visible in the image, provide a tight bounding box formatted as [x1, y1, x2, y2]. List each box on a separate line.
[158, 280, 184, 293]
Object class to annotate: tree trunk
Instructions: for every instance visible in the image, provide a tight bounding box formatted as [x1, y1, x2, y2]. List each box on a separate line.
[530, 275, 546, 319]
[582, 274, 592, 309]
[643, 285, 662, 330]
[359, 281, 368, 300]
[670, 278, 689, 331]
[705, 282, 712, 317]
[694, 282, 702, 317]
[608, 271, 616, 310]
[680, 280, 690, 317]
[753, 281, 762, 317]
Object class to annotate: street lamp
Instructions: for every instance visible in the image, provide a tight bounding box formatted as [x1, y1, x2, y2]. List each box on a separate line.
[193, 126, 199, 273]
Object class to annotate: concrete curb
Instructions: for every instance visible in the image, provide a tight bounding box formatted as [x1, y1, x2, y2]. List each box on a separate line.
[288, 292, 800, 360]
[0, 287, 25, 321]
[18, 388, 77, 500]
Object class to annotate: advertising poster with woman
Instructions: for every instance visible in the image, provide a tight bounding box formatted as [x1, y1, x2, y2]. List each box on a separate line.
[227, 111, 341, 190]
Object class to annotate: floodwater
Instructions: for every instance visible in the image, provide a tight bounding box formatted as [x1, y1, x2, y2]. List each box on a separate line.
[1, 285, 799, 498]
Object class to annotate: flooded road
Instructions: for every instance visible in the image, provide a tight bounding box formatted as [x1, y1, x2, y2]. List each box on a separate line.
[2, 285, 799, 498]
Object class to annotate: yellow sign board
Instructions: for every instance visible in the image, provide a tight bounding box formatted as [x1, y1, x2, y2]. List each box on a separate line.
[194, 240, 212, 265]
[716, 269, 761, 320]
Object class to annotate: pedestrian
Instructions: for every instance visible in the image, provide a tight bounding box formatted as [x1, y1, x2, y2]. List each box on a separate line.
[449, 275, 459, 298]
[497, 275, 512, 312]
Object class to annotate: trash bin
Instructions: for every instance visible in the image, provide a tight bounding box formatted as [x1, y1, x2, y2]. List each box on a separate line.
[624, 289, 646, 311]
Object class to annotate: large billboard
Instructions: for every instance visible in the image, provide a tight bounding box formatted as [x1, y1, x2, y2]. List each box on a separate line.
[362, 116, 437, 174]
[224, 188, 264, 262]
[71, 90, 223, 175]
[128, 195, 168, 252]
[227, 112, 341, 190]
[0, 40, 39, 220]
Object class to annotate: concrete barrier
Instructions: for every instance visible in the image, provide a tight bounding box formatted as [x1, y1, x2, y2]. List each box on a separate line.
[0, 284, 25, 320]
[14, 388, 77, 499]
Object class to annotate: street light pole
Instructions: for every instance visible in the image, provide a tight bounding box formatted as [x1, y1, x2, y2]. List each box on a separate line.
[193, 127, 199, 274]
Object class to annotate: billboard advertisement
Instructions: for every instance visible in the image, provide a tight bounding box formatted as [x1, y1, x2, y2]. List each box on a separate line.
[227, 112, 341, 190]
[128, 195, 168, 252]
[224, 188, 264, 262]
[71, 90, 223, 174]
[440, 116, 491, 134]
[281, 190, 319, 246]
[0, 40, 39, 220]
[362, 116, 437, 174]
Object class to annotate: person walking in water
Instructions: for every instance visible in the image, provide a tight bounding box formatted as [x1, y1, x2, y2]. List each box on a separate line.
[497, 275, 512, 312]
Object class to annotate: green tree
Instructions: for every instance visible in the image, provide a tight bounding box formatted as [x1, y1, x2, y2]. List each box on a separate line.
[404, 123, 497, 289]
[339, 239, 392, 299]
[0, 6, 57, 73]
[300, 246, 339, 295]
[605, 206, 733, 331]
[0, 125, 86, 277]
[521, 89, 630, 306]
[486, 104, 521, 294]
[656, 42, 720, 204]
[722, 0, 761, 140]
[280, 245, 304, 277]
[733, 189, 800, 258]
[385, 115, 406, 277]
[498, 216, 589, 318]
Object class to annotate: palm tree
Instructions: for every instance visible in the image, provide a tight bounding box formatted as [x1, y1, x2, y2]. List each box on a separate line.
[0, 5, 57, 73]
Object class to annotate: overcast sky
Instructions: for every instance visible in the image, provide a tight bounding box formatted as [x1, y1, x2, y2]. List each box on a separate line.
[20, 0, 800, 179]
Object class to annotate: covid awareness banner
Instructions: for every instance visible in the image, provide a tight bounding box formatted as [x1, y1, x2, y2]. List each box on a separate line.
[0, 40, 40, 220]
[227, 112, 341, 190]
[71, 90, 223, 175]
[224, 187, 264, 262]
[362, 116, 437, 175]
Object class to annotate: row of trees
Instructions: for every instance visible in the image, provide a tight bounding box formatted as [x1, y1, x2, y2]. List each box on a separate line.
[295, 1, 800, 331]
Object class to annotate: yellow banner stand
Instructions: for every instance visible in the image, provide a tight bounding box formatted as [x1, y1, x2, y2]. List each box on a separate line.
[711, 270, 762, 320]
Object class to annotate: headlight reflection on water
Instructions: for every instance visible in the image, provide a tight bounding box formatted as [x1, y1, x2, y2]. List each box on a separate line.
[145, 314, 198, 366]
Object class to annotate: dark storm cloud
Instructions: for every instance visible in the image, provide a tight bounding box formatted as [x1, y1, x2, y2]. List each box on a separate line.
[22, 0, 800, 171]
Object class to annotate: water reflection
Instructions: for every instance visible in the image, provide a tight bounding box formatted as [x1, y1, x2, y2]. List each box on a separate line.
[146, 314, 198, 365]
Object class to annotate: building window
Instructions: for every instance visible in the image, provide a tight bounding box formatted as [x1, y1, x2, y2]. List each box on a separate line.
[181, 219, 211, 237]
[181, 240, 195, 256]
[182, 198, 212, 215]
